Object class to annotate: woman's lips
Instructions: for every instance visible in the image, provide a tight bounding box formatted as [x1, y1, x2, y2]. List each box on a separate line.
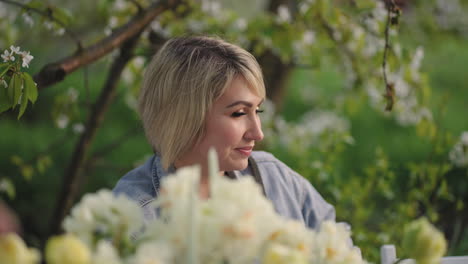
[235, 147, 253, 156]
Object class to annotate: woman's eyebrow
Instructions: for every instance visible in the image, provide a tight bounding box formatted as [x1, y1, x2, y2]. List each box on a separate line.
[225, 101, 253, 108]
[225, 98, 264, 109]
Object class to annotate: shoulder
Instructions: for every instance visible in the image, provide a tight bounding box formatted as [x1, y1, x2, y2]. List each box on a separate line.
[113, 155, 157, 207]
[250, 151, 307, 186]
[250, 151, 335, 228]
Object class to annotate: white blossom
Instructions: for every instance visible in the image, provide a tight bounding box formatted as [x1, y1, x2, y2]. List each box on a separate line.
[19, 51, 33, 68]
[113, 0, 129, 11]
[67, 87, 79, 102]
[63, 189, 144, 247]
[22, 13, 34, 27]
[55, 27, 65, 36]
[109, 16, 119, 28]
[91, 241, 121, 264]
[234, 18, 248, 31]
[56, 114, 69, 129]
[1, 49, 15, 62]
[303, 30, 316, 45]
[128, 241, 173, 264]
[449, 131, 468, 167]
[44, 21, 54, 30]
[277, 5, 291, 23]
[10, 45, 20, 54]
[150, 20, 171, 38]
[0, 78, 7, 88]
[72, 123, 85, 134]
[315, 221, 365, 264]
[201, 0, 222, 16]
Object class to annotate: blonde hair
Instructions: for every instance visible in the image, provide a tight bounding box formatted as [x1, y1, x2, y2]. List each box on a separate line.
[138, 36, 265, 169]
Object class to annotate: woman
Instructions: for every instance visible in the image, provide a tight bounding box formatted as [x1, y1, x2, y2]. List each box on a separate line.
[113, 36, 335, 229]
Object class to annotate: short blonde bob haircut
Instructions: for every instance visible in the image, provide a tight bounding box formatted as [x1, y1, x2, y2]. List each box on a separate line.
[138, 36, 266, 169]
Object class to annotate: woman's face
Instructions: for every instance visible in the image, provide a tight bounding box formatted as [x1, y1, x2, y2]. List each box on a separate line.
[176, 77, 264, 172]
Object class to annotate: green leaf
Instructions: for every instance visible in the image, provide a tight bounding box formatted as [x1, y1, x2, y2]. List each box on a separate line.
[8, 73, 22, 107]
[26, 0, 46, 10]
[18, 88, 28, 119]
[0, 178, 16, 199]
[52, 6, 73, 26]
[0, 82, 12, 113]
[0, 64, 10, 78]
[23, 72, 38, 103]
[355, 0, 376, 10]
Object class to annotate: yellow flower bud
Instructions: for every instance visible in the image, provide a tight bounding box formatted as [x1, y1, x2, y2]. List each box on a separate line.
[0, 233, 40, 264]
[262, 243, 308, 264]
[45, 233, 91, 264]
[402, 217, 447, 264]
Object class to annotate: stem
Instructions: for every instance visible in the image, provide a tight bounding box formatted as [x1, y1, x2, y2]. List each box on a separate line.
[382, 0, 397, 111]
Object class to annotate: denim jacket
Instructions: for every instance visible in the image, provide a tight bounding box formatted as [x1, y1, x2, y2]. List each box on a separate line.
[113, 151, 335, 230]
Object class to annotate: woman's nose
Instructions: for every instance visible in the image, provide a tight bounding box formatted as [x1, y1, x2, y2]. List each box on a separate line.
[245, 117, 264, 141]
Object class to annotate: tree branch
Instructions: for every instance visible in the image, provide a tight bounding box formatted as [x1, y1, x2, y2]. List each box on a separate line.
[0, 0, 83, 49]
[382, 0, 400, 111]
[34, 0, 182, 89]
[48, 34, 142, 237]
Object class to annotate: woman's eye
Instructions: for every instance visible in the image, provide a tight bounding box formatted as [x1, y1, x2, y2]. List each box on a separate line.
[256, 109, 264, 114]
[231, 111, 246, 117]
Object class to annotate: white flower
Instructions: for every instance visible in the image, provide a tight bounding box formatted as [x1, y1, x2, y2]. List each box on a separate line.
[44, 21, 54, 30]
[10, 45, 20, 54]
[449, 131, 468, 167]
[22, 13, 34, 27]
[19, 51, 33, 68]
[72, 123, 85, 134]
[55, 28, 65, 36]
[67, 87, 79, 102]
[56, 114, 69, 129]
[113, 0, 128, 11]
[91, 241, 121, 264]
[150, 20, 171, 38]
[461, 131, 468, 145]
[2, 49, 15, 62]
[315, 221, 365, 264]
[262, 243, 308, 264]
[303, 30, 316, 45]
[109, 16, 119, 28]
[234, 18, 247, 31]
[201, 0, 222, 15]
[129, 241, 173, 264]
[277, 5, 291, 23]
[63, 189, 144, 247]
[0, 78, 7, 88]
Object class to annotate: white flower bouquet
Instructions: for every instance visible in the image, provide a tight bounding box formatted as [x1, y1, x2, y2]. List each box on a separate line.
[1, 150, 366, 264]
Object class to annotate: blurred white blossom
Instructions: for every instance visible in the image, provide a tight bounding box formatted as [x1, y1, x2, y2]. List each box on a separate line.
[22, 13, 34, 27]
[91, 241, 122, 264]
[277, 5, 292, 23]
[56, 114, 69, 129]
[72, 123, 85, 134]
[0, 77, 7, 88]
[128, 241, 173, 264]
[201, 0, 222, 16]
[63, 189, 144, 247]
[449, 131, 468, 167]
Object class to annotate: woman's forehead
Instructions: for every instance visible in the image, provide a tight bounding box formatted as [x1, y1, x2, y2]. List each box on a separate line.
[216, 77, 263, 106]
